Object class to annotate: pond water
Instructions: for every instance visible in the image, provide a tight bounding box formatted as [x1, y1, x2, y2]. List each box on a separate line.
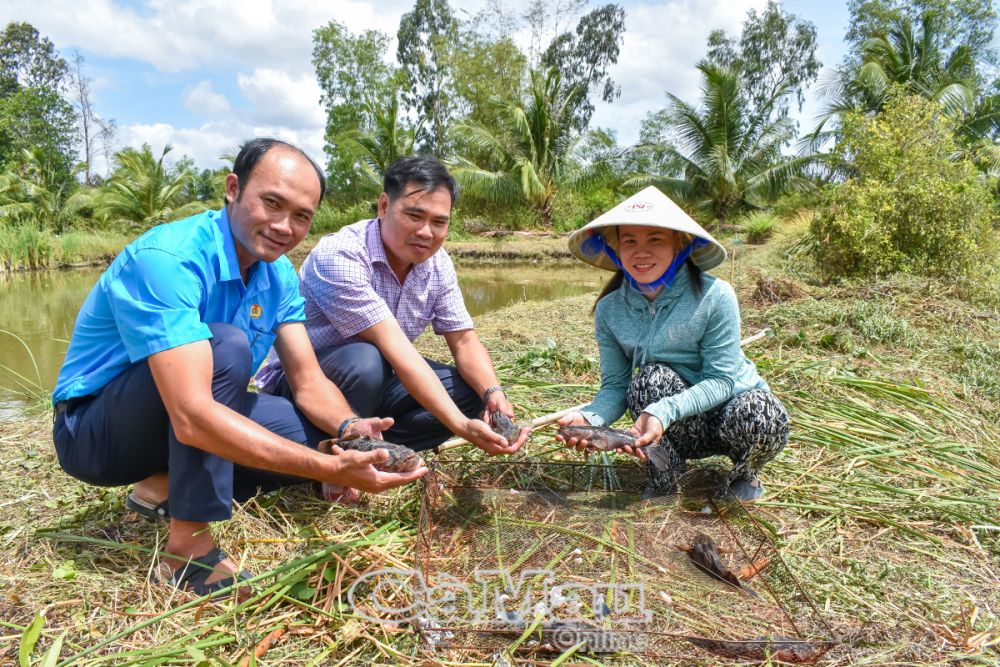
[0, 261, 605, 421]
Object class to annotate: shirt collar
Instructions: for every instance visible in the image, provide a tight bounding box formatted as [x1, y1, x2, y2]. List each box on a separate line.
[215, 207, 242, 283]
[369, 217, 431, 280]
[215, 206, 271, 294]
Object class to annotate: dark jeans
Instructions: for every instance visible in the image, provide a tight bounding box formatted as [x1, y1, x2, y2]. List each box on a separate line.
[271, 341, 484, 452]
[52, 323, 331, 522]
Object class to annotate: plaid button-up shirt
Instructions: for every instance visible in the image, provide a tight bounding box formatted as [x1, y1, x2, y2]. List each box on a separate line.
[255, 218, 473, 392]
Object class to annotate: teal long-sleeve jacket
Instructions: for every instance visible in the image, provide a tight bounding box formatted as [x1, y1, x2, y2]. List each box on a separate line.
[579, 267, 768, 429]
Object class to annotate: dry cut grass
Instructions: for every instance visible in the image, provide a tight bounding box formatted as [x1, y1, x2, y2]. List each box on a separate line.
[1, 253, 998, 665]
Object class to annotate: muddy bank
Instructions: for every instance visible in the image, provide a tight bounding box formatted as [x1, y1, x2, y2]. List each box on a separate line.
[288, 234, 573, 266]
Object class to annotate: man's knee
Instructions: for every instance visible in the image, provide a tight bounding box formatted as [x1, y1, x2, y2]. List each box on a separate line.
[208, 322, 253, 382]
[430, 361, 483, 417]
[319, 342, 390, 397]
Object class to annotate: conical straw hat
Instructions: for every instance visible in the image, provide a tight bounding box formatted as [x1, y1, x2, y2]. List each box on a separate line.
[567, 186, 726, 272]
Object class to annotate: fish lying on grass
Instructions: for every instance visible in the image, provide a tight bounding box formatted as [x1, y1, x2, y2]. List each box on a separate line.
[556, 425, 673, 471]
[489, 409, 522, 443]
[318, 434, 424, 473]
[681, 635, 836, 663]
[678, 533, 759, 597]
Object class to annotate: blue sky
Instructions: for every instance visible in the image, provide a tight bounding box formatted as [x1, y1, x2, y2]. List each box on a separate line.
[1, 0, 851, 172]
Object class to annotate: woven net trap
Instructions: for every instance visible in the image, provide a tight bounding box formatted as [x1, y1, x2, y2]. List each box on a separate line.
[350, 450, 839, 664]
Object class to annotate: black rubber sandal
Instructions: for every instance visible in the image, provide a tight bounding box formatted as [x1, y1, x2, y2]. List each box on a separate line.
[125, 492, 170, 521]
[167, 547, 253, 597]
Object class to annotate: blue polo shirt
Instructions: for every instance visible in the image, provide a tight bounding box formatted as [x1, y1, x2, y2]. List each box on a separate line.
[53, 208, 306, 404]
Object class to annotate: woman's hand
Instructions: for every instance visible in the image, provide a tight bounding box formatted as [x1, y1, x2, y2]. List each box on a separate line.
[630, 411, 664, 452]
[555, 412, 590, 452]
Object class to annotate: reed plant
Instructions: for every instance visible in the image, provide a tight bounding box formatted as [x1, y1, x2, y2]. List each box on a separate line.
[54, 230, 130, 265]
[0, 223, 56, 271]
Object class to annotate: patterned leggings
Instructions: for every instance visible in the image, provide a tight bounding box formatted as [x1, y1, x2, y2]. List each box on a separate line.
[626, 363, 790, 493]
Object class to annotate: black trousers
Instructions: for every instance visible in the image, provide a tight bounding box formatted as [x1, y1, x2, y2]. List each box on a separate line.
[52, 323, 330, 522]
[270, 341, 484, 452]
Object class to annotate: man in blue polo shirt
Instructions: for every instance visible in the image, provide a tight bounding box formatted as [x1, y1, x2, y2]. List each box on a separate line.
[52, 138, 426, 598]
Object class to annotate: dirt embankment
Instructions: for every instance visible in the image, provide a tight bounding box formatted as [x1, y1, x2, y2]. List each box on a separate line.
[288, 234, 574, 266]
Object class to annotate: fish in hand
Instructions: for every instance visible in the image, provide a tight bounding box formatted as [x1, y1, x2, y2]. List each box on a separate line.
[489, 409, 521, 443]
[318, 433, 424, 473]
[557, 425, 637, 451]
[557, 424, 673, 471]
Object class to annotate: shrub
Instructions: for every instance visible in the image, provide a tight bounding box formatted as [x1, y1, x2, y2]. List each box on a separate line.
[809, 93, 996, 280]
[549, 187, 619, 233]
[741, 211, 779, 244]
[311, 201, 377, 235]
[452, 200, 540, 231]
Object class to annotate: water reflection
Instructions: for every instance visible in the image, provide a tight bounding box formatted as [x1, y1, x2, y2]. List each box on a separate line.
[0, 262, 604, 420]
[0, 269, 102, 421]
[456, 262, 602, 316]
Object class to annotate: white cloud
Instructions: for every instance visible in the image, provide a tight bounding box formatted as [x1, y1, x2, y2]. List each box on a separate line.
[119, 120, 325, 171]
[236, 68, 325, 129]
[3, 0, 408, 73]
[3, 0, 790, 168]
[591, 0, 767, 144]
[183, 80, 231, 116]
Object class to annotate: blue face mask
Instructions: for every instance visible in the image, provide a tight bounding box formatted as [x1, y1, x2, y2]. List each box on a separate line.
[580, 230, 709, 294]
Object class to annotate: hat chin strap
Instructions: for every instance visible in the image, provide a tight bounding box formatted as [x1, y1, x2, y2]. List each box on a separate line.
[580, 233, 708, 293]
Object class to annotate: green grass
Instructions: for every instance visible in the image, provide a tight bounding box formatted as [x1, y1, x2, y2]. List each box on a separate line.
[0, 225, 130, 272]
[0, 223, 56, 271]
[740, 211, 779, 244]
[54, 230, 131, 266]
[1, 234, 998, 665]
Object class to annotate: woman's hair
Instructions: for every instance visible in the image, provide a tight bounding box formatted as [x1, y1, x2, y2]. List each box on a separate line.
[592, 269, 626, 313]
[590, 228, 703, 313]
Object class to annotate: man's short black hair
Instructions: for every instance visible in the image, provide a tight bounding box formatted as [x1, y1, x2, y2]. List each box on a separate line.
[383, 156, 458, 205]
[230, 137, 327, 204]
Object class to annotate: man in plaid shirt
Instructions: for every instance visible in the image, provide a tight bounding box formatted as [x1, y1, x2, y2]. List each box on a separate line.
[257, 157, 527, 495]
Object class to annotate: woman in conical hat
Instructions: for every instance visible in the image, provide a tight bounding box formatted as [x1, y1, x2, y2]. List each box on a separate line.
[556, 186, 789, 501]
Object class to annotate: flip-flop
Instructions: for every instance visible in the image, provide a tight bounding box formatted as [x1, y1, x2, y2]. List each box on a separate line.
[166, 547, 253, 597]
[126, 491, 170, 521]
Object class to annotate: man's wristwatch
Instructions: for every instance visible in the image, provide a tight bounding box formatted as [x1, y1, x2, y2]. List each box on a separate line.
[338, 416, 361, 438]
[482, 385, 505, 402]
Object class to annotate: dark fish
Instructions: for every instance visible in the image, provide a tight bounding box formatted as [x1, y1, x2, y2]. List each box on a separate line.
[489, 409, 521, 443]
[643, 443, 674, 472]
[318, 433, 424, 473]
[682, 635, 836, 664]
[679, 533, 759, 597]
[557, 425, 637, 451]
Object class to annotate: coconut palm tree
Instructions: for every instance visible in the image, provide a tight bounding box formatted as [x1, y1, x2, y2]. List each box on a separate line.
[337, 95, 422, 194]
[812, 11, 1000, 172]
[447, 68, 581, 227]
[95, 144, 206, 230]
[630, 62, 813, 224]
[0, 148, 93, 233]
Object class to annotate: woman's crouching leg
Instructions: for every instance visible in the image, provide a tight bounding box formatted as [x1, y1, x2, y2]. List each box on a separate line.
[715, 390, 790, 492]
[628, 362, 713, 494]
